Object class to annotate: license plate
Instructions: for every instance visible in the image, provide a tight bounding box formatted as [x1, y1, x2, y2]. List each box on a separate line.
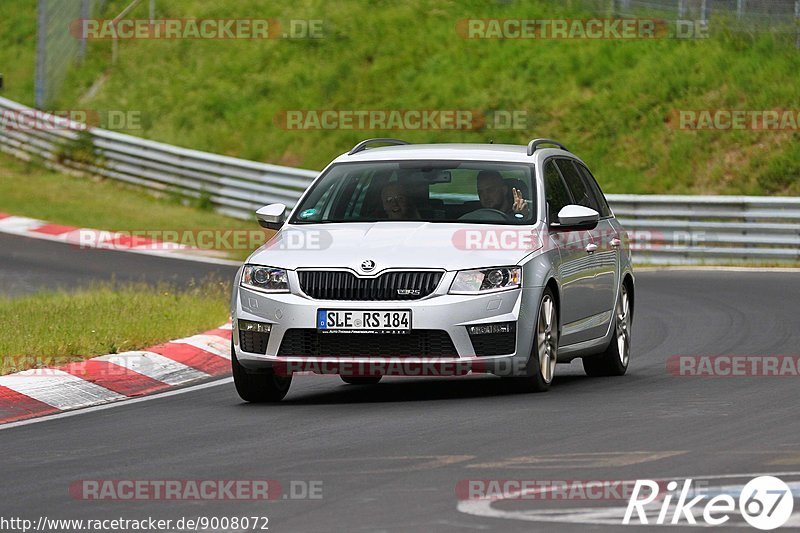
[317, 309, 411, 334]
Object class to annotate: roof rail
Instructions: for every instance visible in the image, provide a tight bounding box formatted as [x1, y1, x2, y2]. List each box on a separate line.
[348, 138, 410, 155]
[527, 138, 568, 156]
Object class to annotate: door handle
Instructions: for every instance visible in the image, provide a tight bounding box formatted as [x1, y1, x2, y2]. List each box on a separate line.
[610, 238, 621, 248]
[585, 243, 598, 254]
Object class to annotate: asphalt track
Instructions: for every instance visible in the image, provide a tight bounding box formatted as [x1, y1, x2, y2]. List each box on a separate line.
[1, 234, 800, 531]
[0, 234, 238, 296]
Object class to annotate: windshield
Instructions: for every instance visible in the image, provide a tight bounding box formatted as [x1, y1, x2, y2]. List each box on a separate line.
[290, 160, 537, 225]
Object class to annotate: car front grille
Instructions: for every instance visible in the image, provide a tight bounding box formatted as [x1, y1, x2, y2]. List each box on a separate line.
[297, 270, 443, 301]
[278, 329, 458, 358]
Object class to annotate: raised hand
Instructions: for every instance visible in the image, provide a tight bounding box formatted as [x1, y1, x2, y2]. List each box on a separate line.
[512, 187, 529, 215]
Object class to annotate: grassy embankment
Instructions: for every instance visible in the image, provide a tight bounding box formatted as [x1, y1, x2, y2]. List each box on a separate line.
[2, 0, 798, 195]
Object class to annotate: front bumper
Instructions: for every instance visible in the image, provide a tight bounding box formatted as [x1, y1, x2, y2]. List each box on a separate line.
[232, 278, 544, 375]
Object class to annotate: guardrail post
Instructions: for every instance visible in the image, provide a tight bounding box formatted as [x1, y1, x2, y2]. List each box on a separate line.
[111, 0, 145, 66]
[795, 0, 799, 49]
[35, 0, 47, 108]
[78, 0, 89, 63]
[611, 0, 631, 17]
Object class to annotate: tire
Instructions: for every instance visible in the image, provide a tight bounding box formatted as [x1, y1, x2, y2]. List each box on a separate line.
[340, 376, 382, 385]
[583, 281, 632, 377]
[231, 340, 292, 402]
[506, 286, 558, 393]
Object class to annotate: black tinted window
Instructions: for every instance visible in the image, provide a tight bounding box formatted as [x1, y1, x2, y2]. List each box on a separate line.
[555, 159, 599, 212]
[544, 160, 572, 223]
[291, 161, 537, 225]
[576, 163, 612, 218]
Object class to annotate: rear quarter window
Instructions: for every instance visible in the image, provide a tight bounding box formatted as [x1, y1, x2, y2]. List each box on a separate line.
[555, 159, 598, 212]
[576, 163, 612, 218]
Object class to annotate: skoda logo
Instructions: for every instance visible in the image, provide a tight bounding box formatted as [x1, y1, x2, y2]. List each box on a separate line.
[360, 259, 376, 272]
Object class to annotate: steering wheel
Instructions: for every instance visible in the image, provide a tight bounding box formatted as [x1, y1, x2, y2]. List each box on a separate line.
[458, 208, 511, 222]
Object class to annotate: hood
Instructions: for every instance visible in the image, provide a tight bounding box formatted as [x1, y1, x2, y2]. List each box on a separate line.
[247, 222, 543, 272]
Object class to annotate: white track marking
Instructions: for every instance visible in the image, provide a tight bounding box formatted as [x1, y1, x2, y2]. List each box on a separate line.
[96, 351, 210, 385]
[467, 451, 684, 469]
[0, 218, 240, 266]
[101, 245, 240, 265]
[171, 335, 232, 359]
[0, 216, 50, 233]
[0, 369, 125, 410]
[0, 378, 233, 431]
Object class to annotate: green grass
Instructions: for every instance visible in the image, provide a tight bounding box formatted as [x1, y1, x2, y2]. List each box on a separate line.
[0, 280, 229, 374]
[0, 1, 36, 104]
[0, 151, 266, 260]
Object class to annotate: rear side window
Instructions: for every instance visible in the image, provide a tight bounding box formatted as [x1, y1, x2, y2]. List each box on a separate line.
[544, 160, 572, 223]
[576, 163, 612, 218]
[555, 159, 600, 213]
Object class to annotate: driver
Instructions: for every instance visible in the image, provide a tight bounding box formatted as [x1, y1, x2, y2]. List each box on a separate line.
[476, 170, 530, 217]
[381, 181, 420, 220]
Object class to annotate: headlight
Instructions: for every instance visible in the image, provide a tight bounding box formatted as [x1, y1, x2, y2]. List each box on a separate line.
[241, 265, 290, 293]
[449, 266, 521, 294]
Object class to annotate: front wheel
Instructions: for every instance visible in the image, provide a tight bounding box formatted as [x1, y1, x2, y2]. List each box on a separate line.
[506, 287, 558, 393]
[231, 341, 292, 402]
[583, 282, 631, 377]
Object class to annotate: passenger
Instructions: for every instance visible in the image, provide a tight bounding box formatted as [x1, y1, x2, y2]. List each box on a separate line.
[381, 182, 421, 220]
[476, 170, 530, 217]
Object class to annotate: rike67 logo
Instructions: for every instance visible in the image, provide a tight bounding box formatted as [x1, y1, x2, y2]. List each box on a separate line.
[624, 476, 795, 529]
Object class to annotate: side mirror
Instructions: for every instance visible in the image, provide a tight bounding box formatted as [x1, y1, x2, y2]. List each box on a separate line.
[256, 203, 287, 231]
[553, 204, 599, 230]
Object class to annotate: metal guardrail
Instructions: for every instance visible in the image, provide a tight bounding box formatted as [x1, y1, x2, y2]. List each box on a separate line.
[0, 96, 317, 220]
[608, 194, 800, 264]
[1, 96, 798, 265]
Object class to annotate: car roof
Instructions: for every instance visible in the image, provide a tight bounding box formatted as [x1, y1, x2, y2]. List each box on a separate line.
[331, 143, 576, 164]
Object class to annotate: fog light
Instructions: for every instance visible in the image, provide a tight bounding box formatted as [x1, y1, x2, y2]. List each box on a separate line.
[467, 322, 516, 335]
[238, 319, 272, 333]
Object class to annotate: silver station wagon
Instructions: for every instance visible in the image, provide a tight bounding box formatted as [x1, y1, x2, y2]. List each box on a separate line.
[231, 139, 634, 401]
